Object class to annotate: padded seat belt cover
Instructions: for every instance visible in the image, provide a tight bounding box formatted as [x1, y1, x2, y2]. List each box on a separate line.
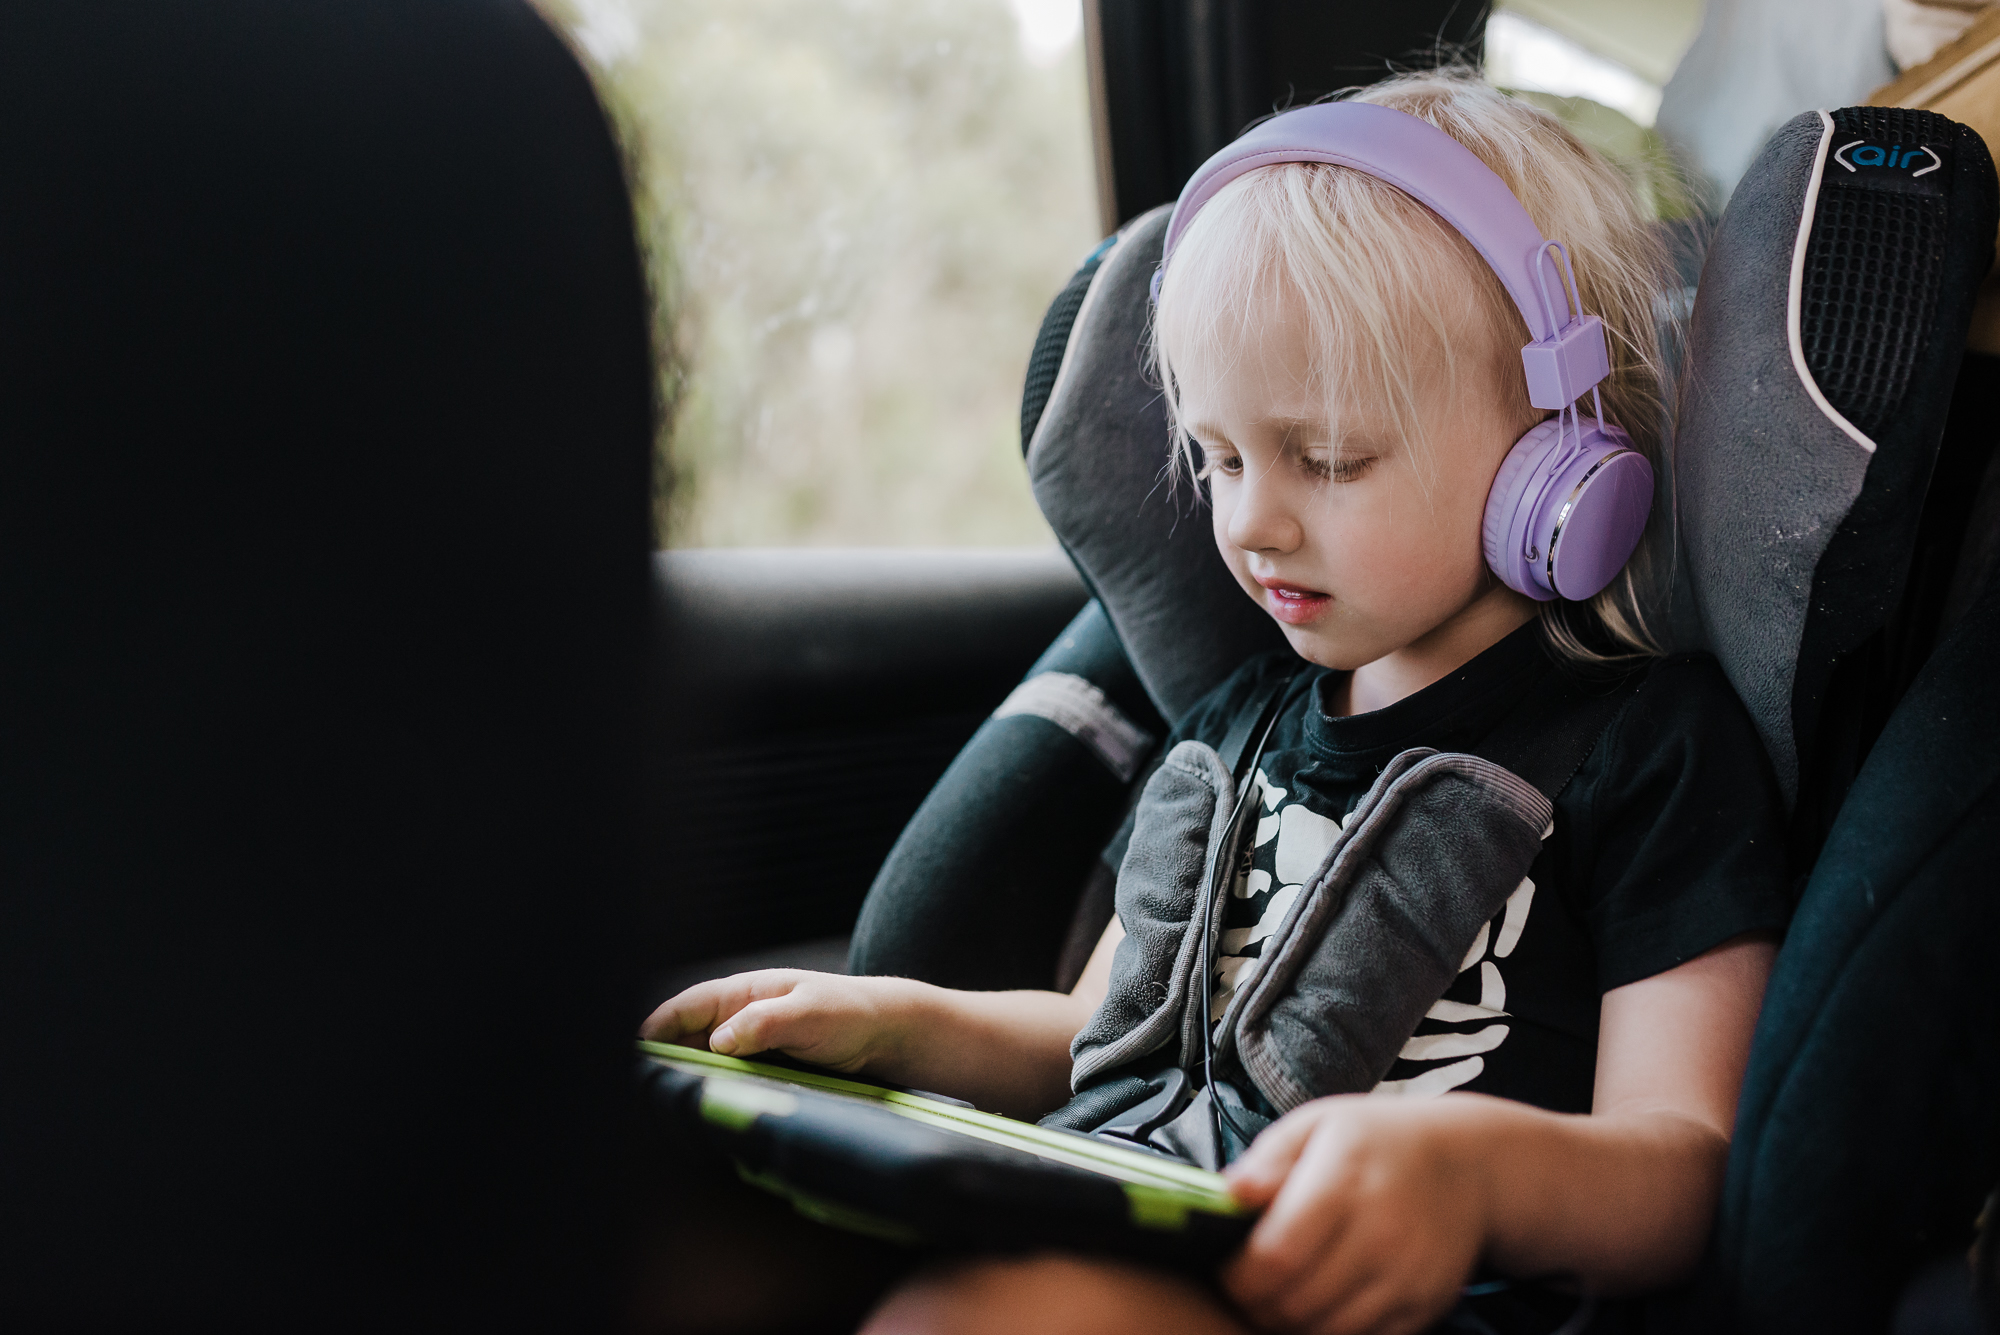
[1067, 742, 1555, 1112]
[1224, 749, 1553, 1112]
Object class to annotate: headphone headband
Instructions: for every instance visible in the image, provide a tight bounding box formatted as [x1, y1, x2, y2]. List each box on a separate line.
[1157, 102, 1610, 411]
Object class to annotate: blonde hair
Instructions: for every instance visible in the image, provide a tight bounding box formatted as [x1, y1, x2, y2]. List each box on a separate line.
[1151, 69, 1673, 666]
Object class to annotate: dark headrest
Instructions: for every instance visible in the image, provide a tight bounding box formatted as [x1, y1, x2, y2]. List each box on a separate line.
[1027, 207, 1293, 722]
[1678, 107, 1998, 807]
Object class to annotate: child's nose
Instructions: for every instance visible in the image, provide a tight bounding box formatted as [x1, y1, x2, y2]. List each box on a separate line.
[1226, 468, 1304, 554]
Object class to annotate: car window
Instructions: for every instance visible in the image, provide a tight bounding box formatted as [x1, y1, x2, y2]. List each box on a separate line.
[1486, 1, 1705, 219]
[542, 0, 1098, 548]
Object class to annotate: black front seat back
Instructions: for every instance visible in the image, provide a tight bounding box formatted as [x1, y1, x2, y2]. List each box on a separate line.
[0, 3, 653, 1328]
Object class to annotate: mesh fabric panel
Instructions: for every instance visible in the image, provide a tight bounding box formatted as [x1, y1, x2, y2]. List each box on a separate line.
[1798, 108, 1953, 440]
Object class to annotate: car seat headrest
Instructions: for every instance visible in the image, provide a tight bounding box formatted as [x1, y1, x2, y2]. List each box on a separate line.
[1026, 207, 1293, 723]
[1678, 106, 1998, 807]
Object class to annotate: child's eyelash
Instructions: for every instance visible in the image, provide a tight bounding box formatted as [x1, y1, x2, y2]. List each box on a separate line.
[1194, 449, 1371, 482]
[1305, 454, 1371, 482]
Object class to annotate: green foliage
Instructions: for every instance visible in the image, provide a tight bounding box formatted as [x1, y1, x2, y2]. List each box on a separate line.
[544, 0, 1097, 547]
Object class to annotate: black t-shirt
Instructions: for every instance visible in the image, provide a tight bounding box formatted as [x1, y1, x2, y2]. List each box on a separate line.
[1124, 622, 1792, 1116]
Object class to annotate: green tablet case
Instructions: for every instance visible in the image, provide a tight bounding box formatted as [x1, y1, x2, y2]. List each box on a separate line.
[639, 1041, 1254, 1264]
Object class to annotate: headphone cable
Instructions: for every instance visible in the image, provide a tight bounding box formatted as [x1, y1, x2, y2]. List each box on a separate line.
[1200, 674, 1299, 1161]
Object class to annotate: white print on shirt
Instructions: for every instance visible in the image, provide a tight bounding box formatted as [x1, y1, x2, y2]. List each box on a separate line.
[1210, 769, 1342, 1020]
[1371, 872, 1540, 1098]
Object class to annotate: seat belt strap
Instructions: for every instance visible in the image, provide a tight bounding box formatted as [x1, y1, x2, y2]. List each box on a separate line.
[1217, 668, 1307, 792]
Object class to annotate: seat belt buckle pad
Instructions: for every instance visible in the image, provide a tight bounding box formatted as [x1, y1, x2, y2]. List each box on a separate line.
[1226, 748, 1554, 1114]
[1520, 315, 1611, 410]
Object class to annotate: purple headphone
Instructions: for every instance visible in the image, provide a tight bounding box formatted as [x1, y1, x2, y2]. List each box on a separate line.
[1156, 102, 1654, 604]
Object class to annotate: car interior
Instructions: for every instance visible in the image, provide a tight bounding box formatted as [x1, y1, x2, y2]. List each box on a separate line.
[5, 1, 1999, 1333]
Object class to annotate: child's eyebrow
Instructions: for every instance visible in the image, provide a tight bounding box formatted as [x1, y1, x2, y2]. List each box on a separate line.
[1265, 415, 1333, 442]
[1184, 416, 1339, 444]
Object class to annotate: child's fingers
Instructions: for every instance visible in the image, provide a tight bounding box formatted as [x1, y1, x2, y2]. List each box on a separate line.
[1223, 1117, 1363, 1313]
[639, 986, 720, 1042]
[1223, 1101, 1321, 1206]
[638, 969, 809, 1042]
[707, 994, 809, 1056]
[1235, 1214, 1427, 1335]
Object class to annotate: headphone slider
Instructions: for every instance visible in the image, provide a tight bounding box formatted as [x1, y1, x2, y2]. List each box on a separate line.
[1521, 315, 1610, 410]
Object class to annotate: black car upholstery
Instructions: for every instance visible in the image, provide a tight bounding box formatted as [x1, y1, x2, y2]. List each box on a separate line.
[1, 2, 653, 1327]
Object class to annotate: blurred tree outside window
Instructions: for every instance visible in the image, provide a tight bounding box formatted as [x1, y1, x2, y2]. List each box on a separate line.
[541, 0, 1099, 548]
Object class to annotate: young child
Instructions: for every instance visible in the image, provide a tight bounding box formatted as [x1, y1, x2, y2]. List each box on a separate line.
[646, 70, 1791, 1335]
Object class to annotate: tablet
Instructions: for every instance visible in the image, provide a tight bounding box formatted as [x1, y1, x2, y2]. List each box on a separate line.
[640, 1041, 1254, 1264]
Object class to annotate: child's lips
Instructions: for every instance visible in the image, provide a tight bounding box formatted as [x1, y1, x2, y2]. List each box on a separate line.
[1255, 576, 1330, 625]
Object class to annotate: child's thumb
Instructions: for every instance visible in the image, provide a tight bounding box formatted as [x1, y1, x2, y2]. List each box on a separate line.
[1223, 1110, 1315, 1206]
[708, 996, 802, 1057]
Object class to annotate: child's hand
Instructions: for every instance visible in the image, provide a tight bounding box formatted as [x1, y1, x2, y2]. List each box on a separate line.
[639, 969, 916, 1076]
[1219, 1096, 1487, 1335]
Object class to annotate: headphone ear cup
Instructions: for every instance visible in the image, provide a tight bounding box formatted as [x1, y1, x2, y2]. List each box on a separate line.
[1482, 419, 1565, 603]
[1547, 439, 1653, 601]
[1483, 416, 1653, 602]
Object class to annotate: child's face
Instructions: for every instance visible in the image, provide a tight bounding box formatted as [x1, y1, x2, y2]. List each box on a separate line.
[1181, 290, 1536, 673]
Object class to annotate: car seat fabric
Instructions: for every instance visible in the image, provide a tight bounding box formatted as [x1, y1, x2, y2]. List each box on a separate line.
[1020, 234, 1119, 455]
[1676, 107, 1997, 824]
[1027, 206, 1297, 724]
[1685, 574, 2000, 1335]
[848, 599, 1166, 991]
[849, 211, 1290, 994]
[0, 2, 652, 1327]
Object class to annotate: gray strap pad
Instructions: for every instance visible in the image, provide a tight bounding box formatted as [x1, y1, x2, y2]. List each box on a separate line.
[1069, 740, 1555, 1112]
[1068, 740, 1236, 1090]
[1227, 749, 1554, 1112]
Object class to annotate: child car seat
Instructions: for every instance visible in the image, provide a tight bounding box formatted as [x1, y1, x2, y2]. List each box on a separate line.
[1679, 108, 2000, 862]
[1668, 107, 2000, 1334]
[851, 99, 2000, 1335]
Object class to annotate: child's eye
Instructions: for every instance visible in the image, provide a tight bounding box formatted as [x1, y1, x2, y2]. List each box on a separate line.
[1195, 447, 1243, 480]
[1303, 451, 1372, 483]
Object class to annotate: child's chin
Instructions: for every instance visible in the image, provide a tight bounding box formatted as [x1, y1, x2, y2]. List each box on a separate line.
[1277, 624, 1361, 671]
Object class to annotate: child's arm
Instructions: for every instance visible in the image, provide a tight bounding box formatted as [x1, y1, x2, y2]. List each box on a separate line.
[1218, 931, 1776, 1335]
[640, 918, 1128, 1120]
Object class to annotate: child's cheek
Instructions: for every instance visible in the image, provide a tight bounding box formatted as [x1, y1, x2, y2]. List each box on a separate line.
[1212, 494, 1260, 599]
[1312, 491, 1486, 630]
